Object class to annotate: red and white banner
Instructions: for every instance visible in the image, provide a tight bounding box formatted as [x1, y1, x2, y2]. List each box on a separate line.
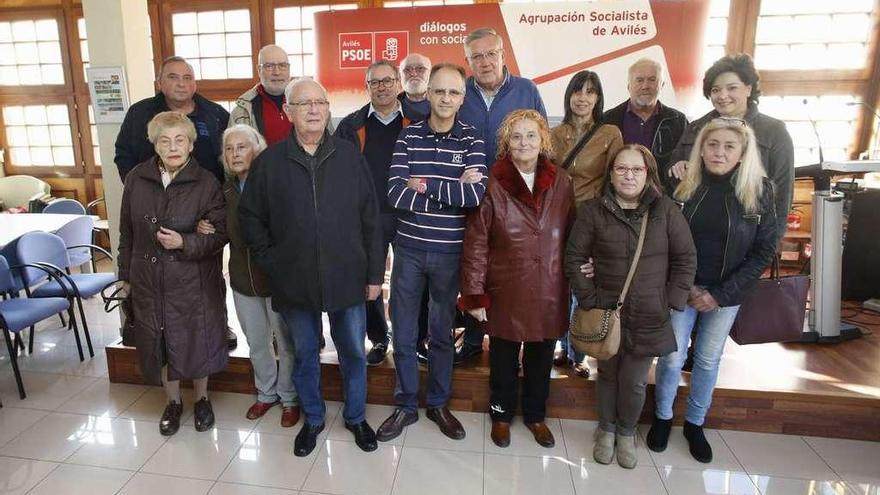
[316, 0, 712, 118]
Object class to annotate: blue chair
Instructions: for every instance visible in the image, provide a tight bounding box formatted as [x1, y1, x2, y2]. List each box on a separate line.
[15, 232, 115, 360]
[1, 255, 71, 401]
[42, 198, 86, 215]
[54, 216, 97, 272]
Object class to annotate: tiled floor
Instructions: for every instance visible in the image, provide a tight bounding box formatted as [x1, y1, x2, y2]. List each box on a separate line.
[1, 298, 880, 495]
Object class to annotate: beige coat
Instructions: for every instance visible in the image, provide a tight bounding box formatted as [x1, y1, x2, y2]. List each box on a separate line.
[550, 122, 623, 204]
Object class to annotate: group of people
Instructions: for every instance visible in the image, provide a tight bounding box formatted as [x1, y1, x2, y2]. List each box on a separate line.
[113, 25, 793, 465]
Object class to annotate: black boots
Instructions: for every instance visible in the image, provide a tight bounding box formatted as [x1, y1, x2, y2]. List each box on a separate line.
[646, 415, 673, 452]
[683, 421, 713, 463]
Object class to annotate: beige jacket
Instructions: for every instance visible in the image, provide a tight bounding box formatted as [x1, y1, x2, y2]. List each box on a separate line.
[550, 122, 623, 204]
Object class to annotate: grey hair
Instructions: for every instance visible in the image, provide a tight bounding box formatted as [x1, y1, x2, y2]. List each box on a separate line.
[365, 60, 399, 82]
[284, 77, 328, 103]
[159, 56, 194, 79]
[221, 124, 268, 175]
[257, 44, 288, 65]
[464, 27, 503, 53]
[628, 58, 664, 83]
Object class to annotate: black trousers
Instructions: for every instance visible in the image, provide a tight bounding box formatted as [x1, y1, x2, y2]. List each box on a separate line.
[488, 336, 556, 423]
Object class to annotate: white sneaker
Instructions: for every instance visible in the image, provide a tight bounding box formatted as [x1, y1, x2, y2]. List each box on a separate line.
[593, 428, 615, 464]
[616, 433, 638, 469]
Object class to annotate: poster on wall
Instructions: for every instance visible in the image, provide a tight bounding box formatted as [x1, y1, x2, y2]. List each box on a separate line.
[315, 0, 711, 120]
[86, 66, 131, 124]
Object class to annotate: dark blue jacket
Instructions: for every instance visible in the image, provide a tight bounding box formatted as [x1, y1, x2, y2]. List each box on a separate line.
[458, 71, 546, 165]
[114, 92, 229, 183]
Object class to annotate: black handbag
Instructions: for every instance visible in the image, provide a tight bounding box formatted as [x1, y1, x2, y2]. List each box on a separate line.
[729, 258, 809, 345]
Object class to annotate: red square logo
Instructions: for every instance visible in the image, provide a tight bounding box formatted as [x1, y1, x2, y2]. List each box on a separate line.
[374, 31, 409, 64]
[339, 32, 374, 69]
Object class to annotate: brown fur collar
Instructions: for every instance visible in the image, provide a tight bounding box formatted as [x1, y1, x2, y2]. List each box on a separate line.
[491, 156, 557, 210]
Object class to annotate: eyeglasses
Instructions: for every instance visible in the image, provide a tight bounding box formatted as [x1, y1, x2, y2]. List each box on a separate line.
[429, 88, 464, 98]
[402, 66, 428, 75]
[710, 117, 747, 126]
[260, 62, 290, 71]
[288, 100, 330, 110]
[467, 49, 502, 64]
[367, 77, 398, 89]
[613, 166, 647, 177]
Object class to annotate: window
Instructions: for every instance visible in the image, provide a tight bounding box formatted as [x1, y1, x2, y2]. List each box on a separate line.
[754, 0, 874, 70]
[3, 104, 75, 167]
[385, 0, 473, 6]
[88, 105, 100, 166]
[0, 19, 64, 86]
[274, 4, 357, 78]
[702, 0, 730, 71]
[171, 9, 252, 80]
[760, 95, 862, 166]
[77, 18, 89, 82]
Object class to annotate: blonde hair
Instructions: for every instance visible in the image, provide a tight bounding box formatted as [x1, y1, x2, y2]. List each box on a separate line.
[674, 118, 765, 213]
[147, 111, 196, 144]
[221, 125, 268, 175]
[495, 109, 552, 160]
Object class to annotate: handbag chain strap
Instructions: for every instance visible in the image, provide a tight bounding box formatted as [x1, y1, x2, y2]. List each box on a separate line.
[616, 214, 649, 308]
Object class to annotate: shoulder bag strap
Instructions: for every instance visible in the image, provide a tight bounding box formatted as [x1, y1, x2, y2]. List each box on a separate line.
[560, 123, 603, 170]
[616, 214, 649, 307]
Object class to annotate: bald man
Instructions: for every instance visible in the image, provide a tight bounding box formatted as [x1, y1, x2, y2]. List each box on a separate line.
[239, 79, 383, 458]
[398, 52, 432, 117]
[229, 45, 293, 144]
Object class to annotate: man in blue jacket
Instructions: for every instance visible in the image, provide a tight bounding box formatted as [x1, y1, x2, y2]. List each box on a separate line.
[456, 27, 547, 364]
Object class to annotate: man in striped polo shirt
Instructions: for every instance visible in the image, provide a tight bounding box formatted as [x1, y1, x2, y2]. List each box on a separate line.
[377, 63, 488, 442]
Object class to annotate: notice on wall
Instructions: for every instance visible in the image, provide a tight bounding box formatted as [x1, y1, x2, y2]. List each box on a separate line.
[87, 67, 130, 124]
[315, 0, 711, 119]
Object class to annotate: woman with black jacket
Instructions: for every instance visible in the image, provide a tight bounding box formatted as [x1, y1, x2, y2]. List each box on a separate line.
[647, 117, 778, 463]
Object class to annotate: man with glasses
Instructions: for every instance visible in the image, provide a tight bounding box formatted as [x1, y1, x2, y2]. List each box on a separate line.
[376, 64, 487, 443]
[456, 27, 547, 365]
[336, 60, 425, 366]
[240, 78, 384, 457]
[229, 45, 293, 145]
[398, 53, 432, 117]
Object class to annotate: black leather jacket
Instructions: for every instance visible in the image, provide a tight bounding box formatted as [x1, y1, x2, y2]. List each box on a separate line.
[679, 176, 778, 307]
[603, 100, 688, 173]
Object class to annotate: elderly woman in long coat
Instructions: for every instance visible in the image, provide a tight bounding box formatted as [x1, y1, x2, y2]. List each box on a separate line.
[459, 109, 574, 450]
[118, 111, 228, 437]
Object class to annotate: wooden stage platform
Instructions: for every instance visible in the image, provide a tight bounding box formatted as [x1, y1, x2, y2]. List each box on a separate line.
[106, 302, 880, 442]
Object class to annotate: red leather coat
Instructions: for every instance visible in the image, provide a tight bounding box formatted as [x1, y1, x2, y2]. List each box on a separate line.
[459, 157, 574, 342]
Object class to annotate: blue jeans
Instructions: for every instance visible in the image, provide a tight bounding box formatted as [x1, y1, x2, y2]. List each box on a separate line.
[280, 303, 367, 426]
[558, 293, 586, 363]
[365, 213, 399, 345]
[654, 304, 741, 426]
[390, 245, 459, 413]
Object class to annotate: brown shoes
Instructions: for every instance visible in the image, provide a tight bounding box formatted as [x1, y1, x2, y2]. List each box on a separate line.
[526, 422, 556, 448]
[246, 400, 279, 420]
[491, 421, 511, 447]
[281, 406, 301, 428]
[426, 406, 466, 440]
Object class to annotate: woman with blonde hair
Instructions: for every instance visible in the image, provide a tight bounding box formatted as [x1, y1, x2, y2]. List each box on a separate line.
[564, 144, 695, 468]
[460, 109, 574, 449]
[647, 118, 778, 463]
[118, 111, 228, 436]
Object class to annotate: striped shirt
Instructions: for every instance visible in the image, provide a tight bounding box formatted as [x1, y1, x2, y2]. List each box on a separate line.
[388, 118, 487, 253]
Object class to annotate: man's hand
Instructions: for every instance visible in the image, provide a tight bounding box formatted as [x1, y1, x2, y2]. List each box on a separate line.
[197, 219, 215, 235]
[366, 284, 382, 301]
[688, 287, 719, 312]
[157, 227, 184, 250]
[460, 169, 483, 184]
[407, 177, 427, 193]
[467, 307, 487, 322]
[579, 258, 595, 278]
[668, 160, 689, 180]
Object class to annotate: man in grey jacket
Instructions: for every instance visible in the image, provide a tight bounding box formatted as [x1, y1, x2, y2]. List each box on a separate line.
[229, 45, 292, 145]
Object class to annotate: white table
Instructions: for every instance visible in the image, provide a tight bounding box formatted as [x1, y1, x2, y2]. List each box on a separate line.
[0, 213, 99, 249]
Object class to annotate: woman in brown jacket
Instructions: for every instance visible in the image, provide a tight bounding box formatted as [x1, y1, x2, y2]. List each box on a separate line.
[564, 144, 696, 469]
[459, 110, 574, 449]
[118, 111, 228, 437]
[551, 70, 624, 378]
